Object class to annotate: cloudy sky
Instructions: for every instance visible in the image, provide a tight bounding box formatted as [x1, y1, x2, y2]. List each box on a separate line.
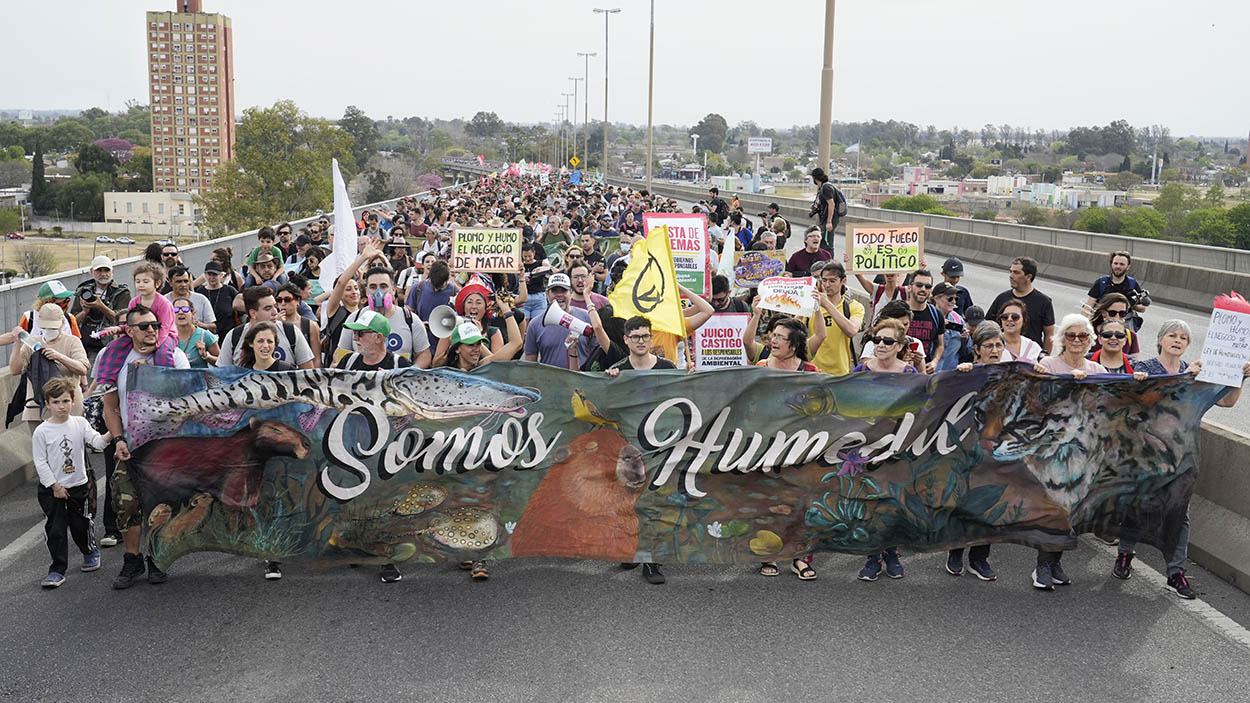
[6, 0, 1247, 137]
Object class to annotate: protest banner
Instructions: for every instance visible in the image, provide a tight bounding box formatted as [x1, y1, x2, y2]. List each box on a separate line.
[539, 171, 550, 186]
[125, 363, 1218, 570]
[449, 228, 522, 273]
[642, 212, 710, 294]
[757, 275, 816, 316]
[732, 250, 786, 288]
[848, 224, 925, 275]
[693, 313, 750, 369]
[1197, 291, 1250, 387]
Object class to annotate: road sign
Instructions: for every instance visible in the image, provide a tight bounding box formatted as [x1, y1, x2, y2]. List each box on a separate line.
[747, 137, 772, 154]
[569, 156, 580, 167]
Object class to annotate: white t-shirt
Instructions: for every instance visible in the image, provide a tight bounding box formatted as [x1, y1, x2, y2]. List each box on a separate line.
[165, 290, 216, 326]
[217, 321, 314, 367]
[1002, 336, 1044, 363]
[336, 305, 431, 362]
[32, 416, 109, 489]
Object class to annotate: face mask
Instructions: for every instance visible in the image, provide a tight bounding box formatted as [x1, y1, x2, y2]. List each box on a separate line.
[370, 289, 393, 311]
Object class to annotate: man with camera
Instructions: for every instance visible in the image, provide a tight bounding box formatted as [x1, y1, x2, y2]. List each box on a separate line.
[809, 167, 847, 252]
[71, 256, 131, 359]
[1085, 250, 1150, 331]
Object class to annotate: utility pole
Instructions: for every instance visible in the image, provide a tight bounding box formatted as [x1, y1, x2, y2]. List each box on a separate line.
[645, 0, 656, 193]
[817, 0, 836, 176]
[562, 92, 574, 166]
[594, 8, 620, 179]
[577, 51, 596, 169]
[569, 76, 583, 163]
[691, 134, 699, 181]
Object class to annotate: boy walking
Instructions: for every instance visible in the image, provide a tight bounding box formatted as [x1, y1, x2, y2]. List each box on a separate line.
[33, 378, 112, 588]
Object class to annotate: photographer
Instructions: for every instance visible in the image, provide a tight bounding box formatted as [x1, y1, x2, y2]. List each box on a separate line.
[1085, 250, 1149, 331]
[809, 167, 847, 252]
[71, 256, 131, 358]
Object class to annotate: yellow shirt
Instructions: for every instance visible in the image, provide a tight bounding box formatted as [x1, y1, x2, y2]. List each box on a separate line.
[650, 318, 696, 363]
[809, 297, 865, 376]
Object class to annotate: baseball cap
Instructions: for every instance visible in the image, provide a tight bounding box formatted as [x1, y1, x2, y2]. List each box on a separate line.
[450, 321, 486, 347]
[37, 281, 74, 300]
[36, 303, 64, 339]
[941, 257, 965, 277]
[204, 260, 224, 274]
[343, 309, 392, 336]
[547, 273, 572, 290]
[964, 306, 986, 327]
[90, 255, 113, 271]
[932, 282, 957, 298]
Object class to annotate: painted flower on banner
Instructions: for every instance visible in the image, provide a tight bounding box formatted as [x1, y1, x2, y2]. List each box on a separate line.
[707, 521, 723, 538]
[505, 521, 516, 534]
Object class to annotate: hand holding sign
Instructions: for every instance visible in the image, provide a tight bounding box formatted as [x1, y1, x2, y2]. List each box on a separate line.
[848, 224, 925, 275]
[1197, 291, 1250, 387]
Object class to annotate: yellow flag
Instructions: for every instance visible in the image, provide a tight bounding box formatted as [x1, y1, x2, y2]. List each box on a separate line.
[608, 224, 686, 336]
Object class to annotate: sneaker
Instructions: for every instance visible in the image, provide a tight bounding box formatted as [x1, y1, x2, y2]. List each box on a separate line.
[967, 559, 997, 581]
[642, 563, 666, 585]
[882, 549, 904, 579]
[858, 556, 882, 582]
[41, 572, 66, 588]
[1050, 561, 1072, 586]
[145, 556, 167, 585]
[264, 561, 283, 580]
[379, 563, 402, 583]
[112, 553, 145, 589]
[81, 549, 101, 573]
[1097, 535, 1119, 546]
[1112, 552, 1134, 580]
[99, 533, 120, 548]
[1167, 570, 1197, 600]
[1032, 565, 1054, 591]
[945, 552, 963, 576]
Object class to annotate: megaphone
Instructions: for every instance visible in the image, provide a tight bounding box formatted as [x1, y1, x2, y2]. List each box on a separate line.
[543, 302, 593, 338]
[429, 305, 465, 339]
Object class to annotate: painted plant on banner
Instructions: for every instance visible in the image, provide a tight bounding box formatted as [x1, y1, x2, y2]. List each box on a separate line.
[122, 363, 1226, 570]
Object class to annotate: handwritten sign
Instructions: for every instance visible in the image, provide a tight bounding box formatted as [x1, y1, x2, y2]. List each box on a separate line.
[733, 250, 786, 288]
[1197, 296, 1250, 387]
[848, 224, 925, 275]
[757, 276, 816, 316]
[693, 313, 750, 369]
[449, 228, 522, 273]
[539, 172, 550, 186]
[643, 213, 710, 295]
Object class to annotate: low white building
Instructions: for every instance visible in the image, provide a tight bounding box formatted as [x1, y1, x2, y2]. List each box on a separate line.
[104, 191, 197, 226]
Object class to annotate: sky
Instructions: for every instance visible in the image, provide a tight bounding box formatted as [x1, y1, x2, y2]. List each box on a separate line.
[5, 0, 1248, 138]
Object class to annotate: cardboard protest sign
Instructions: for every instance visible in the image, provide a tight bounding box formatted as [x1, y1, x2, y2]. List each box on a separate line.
[1197, 291, 1250, 387]
[848, 224, 925, 275]
[449, 228, 522, 273]
[733, 250, 786, 288]
[693, 313, 750, 369]
[642, 213, 710, 294]
[757, 276, 816, 316]
[539, 172, 550, 186]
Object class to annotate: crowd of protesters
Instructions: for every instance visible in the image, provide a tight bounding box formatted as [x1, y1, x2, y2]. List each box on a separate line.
[6, 167, 1245, 600]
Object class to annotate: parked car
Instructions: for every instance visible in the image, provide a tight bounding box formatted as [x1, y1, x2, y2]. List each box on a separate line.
[6, 232, 24, 240]
[117, 236, 136, 244]
[96, 235, 116, 243]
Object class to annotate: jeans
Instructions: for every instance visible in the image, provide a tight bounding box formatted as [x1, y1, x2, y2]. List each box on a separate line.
[1119, 506, 1190, 577]
[38, 483, 94, 576]
[520, 296, 547, 321]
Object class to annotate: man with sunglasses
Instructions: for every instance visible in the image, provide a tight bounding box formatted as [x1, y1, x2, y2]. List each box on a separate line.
[1085, 251, 1149, 326]
[158, 244, 182, 292]
[986, 256, 1055, 355]
[904, 269, 943, 373]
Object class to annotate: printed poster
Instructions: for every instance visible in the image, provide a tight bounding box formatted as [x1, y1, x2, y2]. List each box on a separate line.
[693, 313, 750, 370]
[642, 212, 710, 295]
[757, 276, 816, 316]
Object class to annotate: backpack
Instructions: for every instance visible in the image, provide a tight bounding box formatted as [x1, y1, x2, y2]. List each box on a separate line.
[226, 321, 300, 364]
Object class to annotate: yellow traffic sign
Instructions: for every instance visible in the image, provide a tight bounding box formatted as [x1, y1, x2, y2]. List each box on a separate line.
[569, 156, 580, 167]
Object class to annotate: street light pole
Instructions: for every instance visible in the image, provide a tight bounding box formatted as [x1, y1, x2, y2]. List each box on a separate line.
[577, 51, 596, 169]
[817, 0, 836, 176]
[568, 76, 583, 163]
[691, 134, 699, 181]
[645, 0, 656, 193]
[562, 92, 574, 166]
[593, 8, 620, 179]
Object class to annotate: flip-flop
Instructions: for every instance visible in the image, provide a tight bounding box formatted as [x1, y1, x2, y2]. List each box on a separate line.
[470, 562, 489, 580]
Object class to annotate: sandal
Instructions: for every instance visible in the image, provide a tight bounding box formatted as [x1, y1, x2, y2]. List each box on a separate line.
[470, 561, 489, 580]
[791, 559, 817, 581]
[759, 562, 779, 577]
[459, 561, 474, 570]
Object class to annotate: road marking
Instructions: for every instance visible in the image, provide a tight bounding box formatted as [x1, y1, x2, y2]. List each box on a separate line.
[1087, 538, 1250, 650]
[0, 474, 107, 571]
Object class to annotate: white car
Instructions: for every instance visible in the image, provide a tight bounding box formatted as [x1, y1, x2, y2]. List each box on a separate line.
[95, 235, 116, 243]
[117, 236, 136, 244]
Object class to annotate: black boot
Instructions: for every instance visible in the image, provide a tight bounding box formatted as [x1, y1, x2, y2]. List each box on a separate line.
[112, 553, 145, 590]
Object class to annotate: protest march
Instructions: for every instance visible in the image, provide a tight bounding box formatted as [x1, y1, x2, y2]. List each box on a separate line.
[10, 163, 1250, 599]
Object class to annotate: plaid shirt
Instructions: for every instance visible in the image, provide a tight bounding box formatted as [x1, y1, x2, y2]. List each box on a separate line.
[93, 335, 177, 387]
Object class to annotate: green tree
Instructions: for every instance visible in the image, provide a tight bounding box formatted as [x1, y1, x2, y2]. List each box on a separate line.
[971, 210, 997, 221]
[1074, 207, 1109, 233]
[55, 172, 113, 221]
[704, 152, 730, 177]
[1153, 182, 1199, 216]
[881, 194, 943, 213]
[970, 163, 999, 178]
[465, 111, 504, 139]
[196, 100, 356, 236]
[73, 143, 119, 176]
[0, 207, 20, 232]
[1015, 204, 1048, 226]
[1104, 172, 1142, 191]
[1183, 208, 1235, 247]
[1205, 184, 1226, 209]
[690, 113, 729, 153]
[1227, 203, 1250, 249]
[121, 151, 153, 192]
[1118, 155, 1131, 172]
[46, 118, 94, 151]
[338, 105, 380, 172]
[364, 169, 392, 203]
[427, 128, 455, 154]
[1119, 208, 1166, 239]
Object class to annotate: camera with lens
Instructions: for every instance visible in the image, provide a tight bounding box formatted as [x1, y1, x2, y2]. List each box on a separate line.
[79, 289, 95, 303]
[1126, 287, 1151, 308]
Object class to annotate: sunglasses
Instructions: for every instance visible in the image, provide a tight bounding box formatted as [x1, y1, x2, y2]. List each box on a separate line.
[999, 313, 1021, 321]
[172, 305, 193, 313]
[130, 322, 161, 331]
[1064, 332, 1091, 341]
[162, 252, 179, 257]
[1100, 331, 1127, 340]
[1104, 309, 1128, 317]
[912, 282, 932, 289]
[872, 336, 900, 347]
[276, 296, 296, 303]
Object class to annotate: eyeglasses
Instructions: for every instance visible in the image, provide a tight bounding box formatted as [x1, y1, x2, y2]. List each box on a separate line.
[130, 322, 161, 331]
[999, 313, 1021, 321]
[1104, 309, 1128, 318]
[352, 329, 377, 337]
[1064, 332, 1091, 341]
[872, 336, 900, 347]
[979, 342, 1005, 351]
[626, 334, 652, 342]
[276, 296, 296, 303]
[277, 231, 291, 236]
[172, 305, 193, 313]
[1100, 331, 1127, 340]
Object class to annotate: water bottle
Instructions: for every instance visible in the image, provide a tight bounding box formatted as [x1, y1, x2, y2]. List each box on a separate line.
[17, 330, 42, 352]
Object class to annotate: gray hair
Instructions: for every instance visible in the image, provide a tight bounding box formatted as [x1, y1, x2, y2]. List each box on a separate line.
[1156, 319, 1192, 353]
[971, 321, 1004, 348]
[1056, 312, 1096, 351]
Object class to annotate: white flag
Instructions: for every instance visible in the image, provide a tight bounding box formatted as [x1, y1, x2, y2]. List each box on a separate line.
[844, 143, 860, 154]
[319, 158, 357, 294]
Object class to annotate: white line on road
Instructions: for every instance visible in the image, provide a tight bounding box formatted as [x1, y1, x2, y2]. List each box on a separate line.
[0, 521, 44, 572]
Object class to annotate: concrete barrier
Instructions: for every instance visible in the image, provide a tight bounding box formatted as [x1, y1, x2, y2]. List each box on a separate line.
[0, 370, 35, 496]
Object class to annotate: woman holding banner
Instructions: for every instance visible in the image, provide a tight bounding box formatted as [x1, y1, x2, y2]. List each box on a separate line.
[997, 298, 1043, 363]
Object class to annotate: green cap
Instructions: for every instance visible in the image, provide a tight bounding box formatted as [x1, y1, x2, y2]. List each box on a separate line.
[450, 321, 486, 347]
[38, 281, 74, 300]
[343, 309, 391, 336]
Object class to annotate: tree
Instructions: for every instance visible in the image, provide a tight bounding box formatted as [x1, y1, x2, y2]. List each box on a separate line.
[415, 173, 442, 192]
[1101, 120, 1136, 157]
[1153, 183, 1200, 216]
[465, 111, 504, 139]
[1074, 207, 1109, 233]
[1205, 185, 1226, 209]
[73, 143, 119, 176]
[881, 194, 943, 213]
[1183, 208, 1235, 247]
[121, 150, 153, 192]
[971, 210, 997, 221]
[1227, 203, 1250, 249]
[338, 106, 380, 172]
[56, 172, 112, 221]
[364, 169, 392, 204]
[0, 207, 20, 232]
[0, 160, 26, 189]
[196, 100, 356, 236]
[1119, 208, 1166, 239]
[19, 246, 56, 278]
[690, 113, 729, 153]
[1015, 205, 1048, 226]
[1104, 172, 1142, 191]
[704, 152, 730, 177]
[1118, 155, 1131, 172]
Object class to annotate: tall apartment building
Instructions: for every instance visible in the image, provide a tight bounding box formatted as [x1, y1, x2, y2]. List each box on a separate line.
[145, 0, 235, 194]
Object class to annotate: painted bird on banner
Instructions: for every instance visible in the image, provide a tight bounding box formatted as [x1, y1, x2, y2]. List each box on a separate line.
[608, 225, 685, 336]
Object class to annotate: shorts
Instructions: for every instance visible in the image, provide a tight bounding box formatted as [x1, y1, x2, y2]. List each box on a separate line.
[111, 461, 144, 532]
[521, 296, 548, 320]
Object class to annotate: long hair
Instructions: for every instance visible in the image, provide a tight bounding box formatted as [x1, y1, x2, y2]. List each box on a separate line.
[240, 321, 280, 369]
